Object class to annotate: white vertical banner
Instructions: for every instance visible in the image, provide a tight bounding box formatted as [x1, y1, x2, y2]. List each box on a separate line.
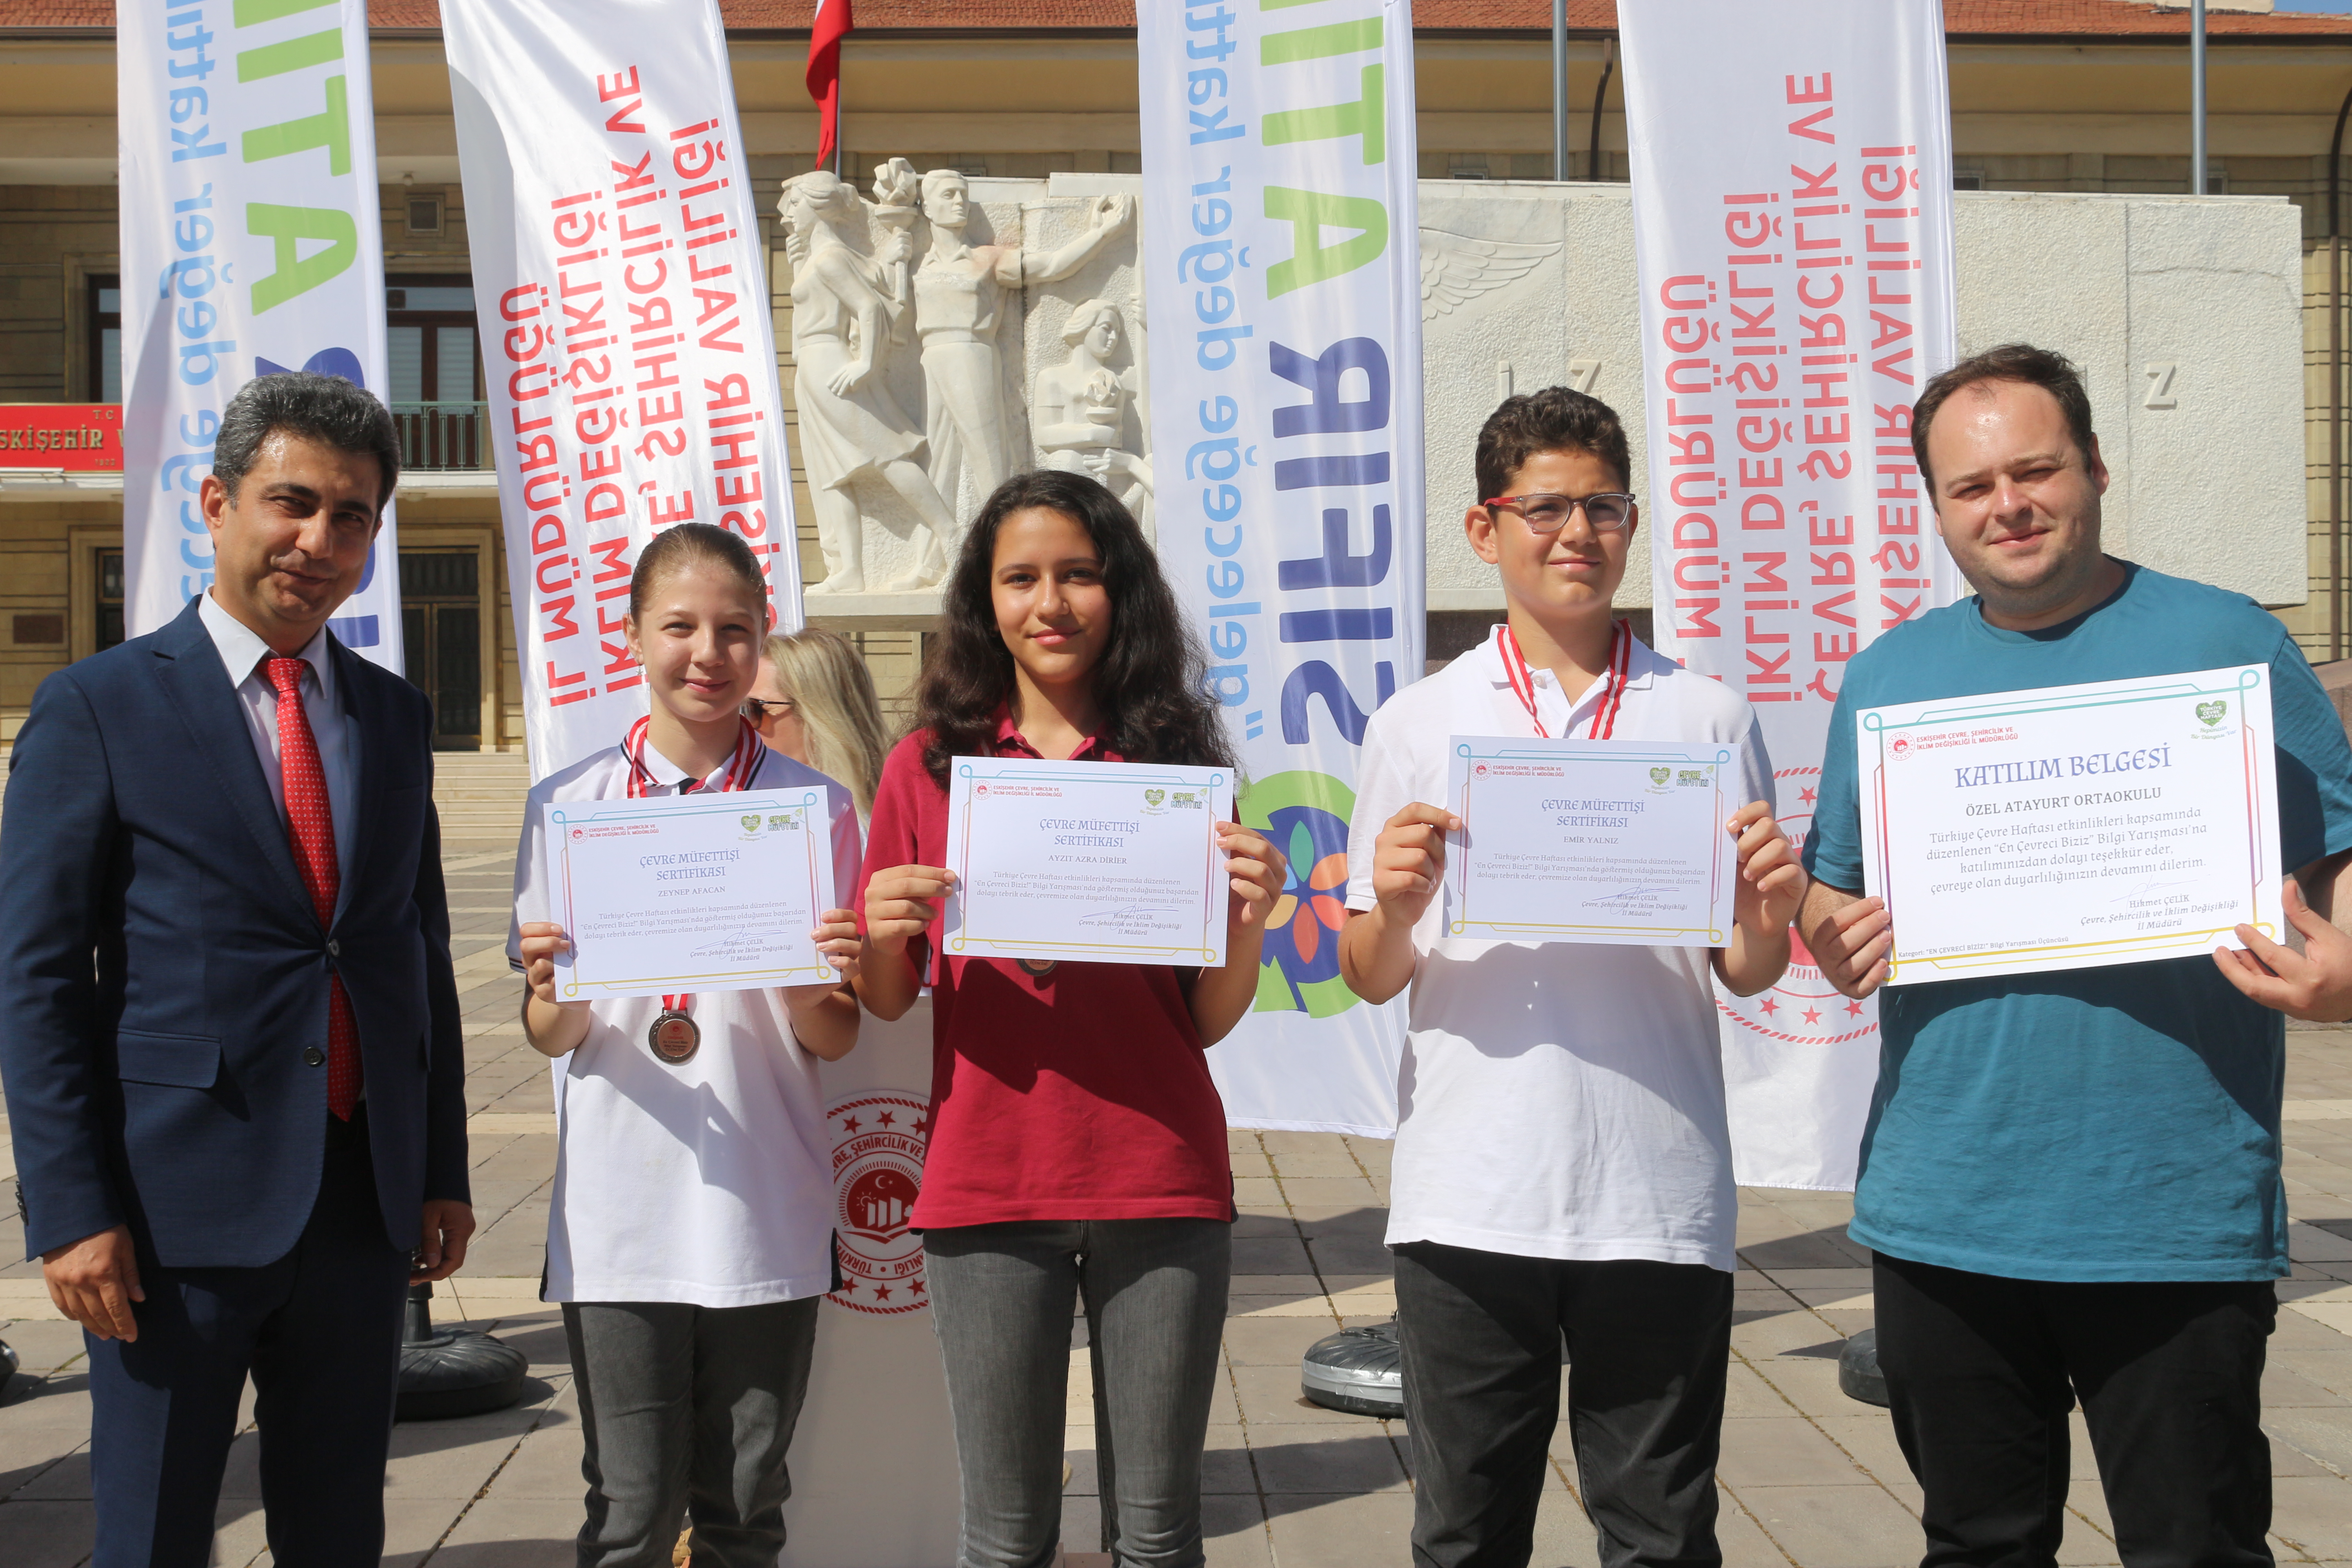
[1140, 0, 1422, 1135]
[1624, 0, 1965, 1189]
[120, 0, 402, 667]
[446, 0, 802, 782]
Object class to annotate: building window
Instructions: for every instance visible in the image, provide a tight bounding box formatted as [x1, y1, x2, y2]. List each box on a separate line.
[1952, 167, 1985, 191]
[406, 191, 445, 236]
[89, 275, 121, 402]
[97, 549, 124, 652]
[387, 275, 484, 469]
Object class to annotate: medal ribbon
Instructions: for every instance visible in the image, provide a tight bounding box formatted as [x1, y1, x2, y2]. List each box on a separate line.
[620, 715, 763, 1014]
[1497, 619, 1630, 740]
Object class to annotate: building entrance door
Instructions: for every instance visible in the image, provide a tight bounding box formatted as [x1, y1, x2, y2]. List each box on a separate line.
[399, 551, 481, 750]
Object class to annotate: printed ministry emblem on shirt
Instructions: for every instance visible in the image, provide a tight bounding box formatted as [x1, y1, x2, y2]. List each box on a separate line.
[825, 1090, 931, 1316]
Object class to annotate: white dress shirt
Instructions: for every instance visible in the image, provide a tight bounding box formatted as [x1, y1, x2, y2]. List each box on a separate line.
[1345, 625, 1776, 1271]
[199, 591, 358, 881]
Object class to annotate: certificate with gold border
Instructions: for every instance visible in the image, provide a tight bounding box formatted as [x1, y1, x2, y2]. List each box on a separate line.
[1858, 664, 2283, 984]
[941, 756, 1234, 967]
[1443, 735, 1741, 948]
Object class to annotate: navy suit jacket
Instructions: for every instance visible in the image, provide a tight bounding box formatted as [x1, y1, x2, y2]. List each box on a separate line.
[0, 596, 469, 1268]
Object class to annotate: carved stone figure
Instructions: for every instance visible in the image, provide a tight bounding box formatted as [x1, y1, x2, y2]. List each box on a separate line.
[1032, 298, 1153, 536]
[916, 175, 1133, 514]
[779, 168, 959, 594]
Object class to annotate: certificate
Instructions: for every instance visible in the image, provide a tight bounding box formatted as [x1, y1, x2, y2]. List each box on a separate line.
[546, 787, 838, 999]
[1858, 663, 2283, 984]
[941, 755, 1235, 966]
[1444, 735, 1740, 947]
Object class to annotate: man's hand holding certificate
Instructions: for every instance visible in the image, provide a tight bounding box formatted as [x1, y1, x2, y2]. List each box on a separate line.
[1857, 664, 2284, 983]
[940, 756, 1236, 965]
[546, 788, 841, 998]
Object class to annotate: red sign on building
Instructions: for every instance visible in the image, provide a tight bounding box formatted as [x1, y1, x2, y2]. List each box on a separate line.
[0, 405, 121, 471]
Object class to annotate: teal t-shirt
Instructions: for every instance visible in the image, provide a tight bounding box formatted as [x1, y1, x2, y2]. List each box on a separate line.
[1804, 562, 2352, 1282]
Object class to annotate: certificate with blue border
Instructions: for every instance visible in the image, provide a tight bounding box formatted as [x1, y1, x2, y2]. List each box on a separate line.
[1444, 735, 1739, 948]
[547, 788, 837, 999]
[941, 755, 1234, 967]
[1859, 663, 2282, 984]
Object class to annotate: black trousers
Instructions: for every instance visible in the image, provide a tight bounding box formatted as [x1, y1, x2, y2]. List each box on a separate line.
[85, 1106, 413, 1568]
[1393, 1243, 1734, 1568]
[1872, 1251, 2278, 1568]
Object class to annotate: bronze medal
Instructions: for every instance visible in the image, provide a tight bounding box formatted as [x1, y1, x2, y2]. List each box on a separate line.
[648, 1009, 701, 1063]
[1016, 958, 1059, 978]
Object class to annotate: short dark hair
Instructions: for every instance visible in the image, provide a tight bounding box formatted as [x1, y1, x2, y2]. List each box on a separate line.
[212, 372, 401, 507]
[628, 521, 767, 621]
[1911, 343, 2097, 490]
[1475, 386, 1633, 504]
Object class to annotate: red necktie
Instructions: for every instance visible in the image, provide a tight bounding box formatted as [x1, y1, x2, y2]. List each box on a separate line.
[265, 657, 361, 1120]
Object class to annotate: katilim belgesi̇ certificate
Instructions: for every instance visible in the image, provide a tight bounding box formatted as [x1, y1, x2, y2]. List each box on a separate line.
[1857, 663, 2283, 984]
[941, 755, 1235, 967]
[1443, 735, 1742, 948]
[546, 788, 838, 999]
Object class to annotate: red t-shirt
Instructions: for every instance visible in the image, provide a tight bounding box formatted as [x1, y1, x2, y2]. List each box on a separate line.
[859, 723, 1234, 1228]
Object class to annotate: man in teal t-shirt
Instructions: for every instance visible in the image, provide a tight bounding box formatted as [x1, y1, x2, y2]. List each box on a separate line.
[1801, 343, 2352, 1564]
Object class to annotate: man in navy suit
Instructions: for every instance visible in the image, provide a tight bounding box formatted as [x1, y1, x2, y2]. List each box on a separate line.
[0, 372, 473, 1566]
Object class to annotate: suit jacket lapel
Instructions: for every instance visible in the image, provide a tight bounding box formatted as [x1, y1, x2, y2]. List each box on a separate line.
[151, 598, 310, 912]
[329, 636, 381, 924]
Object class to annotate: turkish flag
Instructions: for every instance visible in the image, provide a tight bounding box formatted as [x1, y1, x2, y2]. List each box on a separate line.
[807, 0, 853, 171]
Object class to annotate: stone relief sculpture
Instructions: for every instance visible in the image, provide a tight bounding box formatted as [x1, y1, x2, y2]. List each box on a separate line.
[1032, 298, 1153, 537]
[780, 167, 960, 594]
[915, 176, 1134, 516]
[774, 166, 1150, 596]
[1419, 228, 1563, 318]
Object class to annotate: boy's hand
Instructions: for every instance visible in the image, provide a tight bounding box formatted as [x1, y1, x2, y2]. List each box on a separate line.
[1370, 803, 1460, 928]
[864, 865, 953, 957]
[1217, 823, 1289, 933]
[1728, 803, 1807, 937]
[786, 907, 865, 1009]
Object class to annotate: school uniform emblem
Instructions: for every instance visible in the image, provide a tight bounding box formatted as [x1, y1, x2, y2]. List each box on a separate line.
[824, 1090, 931, 1316]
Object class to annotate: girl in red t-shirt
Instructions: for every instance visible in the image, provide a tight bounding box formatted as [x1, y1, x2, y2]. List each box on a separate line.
[857, 470, 1285, 1568]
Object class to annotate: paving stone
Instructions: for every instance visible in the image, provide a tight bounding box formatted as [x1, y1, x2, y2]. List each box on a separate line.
[1261, 1489, 1416, 1568]
[1200, 1422, 1258, 1495]
[1221, 1313, 1331, 1367]
[1304, 1235, 1397, 1274]
[0, 1499, 96, 1568]
[1808, 1411, 1910, 1483]
[2276, 1476, 2352, 1562]
[1244, 1425, 1408, 1494]
[1729, 1482, 1923, 1568]
[1230, 1236, 1314, 1276]
[0, 1318, 87, 1375]
[429, 1495, 583, 1565]
[1714, 1492, 1800, 1568]
[1201, 1491, 1275, 1567]
[1229, 1362, 1374, 1427]
[1715, 1416, 1870, 1490]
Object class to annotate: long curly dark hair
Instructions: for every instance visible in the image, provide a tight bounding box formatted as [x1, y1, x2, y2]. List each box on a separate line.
[914, 470, 1237, 788]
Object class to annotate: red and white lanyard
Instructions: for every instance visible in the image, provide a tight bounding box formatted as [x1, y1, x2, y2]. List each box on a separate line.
[1498, 620, 1630, 740]
[622, 715, 763, 1011]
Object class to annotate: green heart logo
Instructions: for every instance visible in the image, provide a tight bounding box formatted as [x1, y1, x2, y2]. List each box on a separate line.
[1649, 767, 1670, 785]
[1145, 789, 1166, 806]
[2195, 700, 2226, 727]
[741, 814, 763, 832]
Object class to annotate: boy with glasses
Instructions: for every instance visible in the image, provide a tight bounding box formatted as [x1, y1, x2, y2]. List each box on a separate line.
[1340, 388, 1806, 1567]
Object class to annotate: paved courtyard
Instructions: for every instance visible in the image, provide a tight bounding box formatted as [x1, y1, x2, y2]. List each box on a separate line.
[15, 754, 2352, 1564]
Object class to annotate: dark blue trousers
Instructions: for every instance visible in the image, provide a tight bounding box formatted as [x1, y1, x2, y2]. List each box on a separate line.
[86, 1106, 412, 1568]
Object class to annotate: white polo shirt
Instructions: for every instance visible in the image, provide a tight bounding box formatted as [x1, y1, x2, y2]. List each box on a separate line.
[509, 738, 863, 1307]
[1345, 624, 1774, 1271]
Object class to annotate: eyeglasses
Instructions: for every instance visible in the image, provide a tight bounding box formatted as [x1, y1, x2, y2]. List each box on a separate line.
[741, 696, 797, 723]
[1482, 492, 1637, 534]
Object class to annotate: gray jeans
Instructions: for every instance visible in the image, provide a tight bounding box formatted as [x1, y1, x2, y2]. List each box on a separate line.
[562, 1297, 821, 1568]
[923, 1218, 1232, 1568]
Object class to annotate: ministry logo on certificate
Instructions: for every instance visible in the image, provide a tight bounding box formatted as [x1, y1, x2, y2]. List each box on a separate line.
[941, 756, 1235, 966]
[1858, 664, 2283, 983]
